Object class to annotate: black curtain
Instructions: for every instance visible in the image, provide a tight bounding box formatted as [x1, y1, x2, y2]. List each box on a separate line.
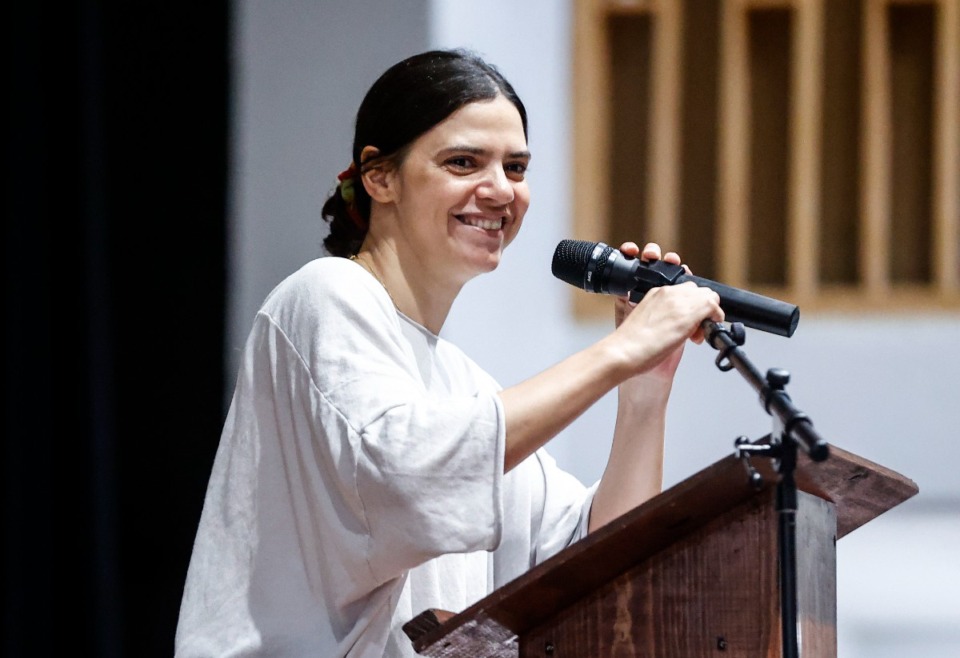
[5, 2, 228, 655]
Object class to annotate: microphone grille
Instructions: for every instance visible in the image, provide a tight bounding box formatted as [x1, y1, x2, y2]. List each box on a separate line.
[551, 239, 598, 288]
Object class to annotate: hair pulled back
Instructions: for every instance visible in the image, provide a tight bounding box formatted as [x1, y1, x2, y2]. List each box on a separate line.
[322, 49, 528, 257]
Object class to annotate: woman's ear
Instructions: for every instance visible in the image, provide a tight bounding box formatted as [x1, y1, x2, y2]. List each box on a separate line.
[359, 146, 397, 203]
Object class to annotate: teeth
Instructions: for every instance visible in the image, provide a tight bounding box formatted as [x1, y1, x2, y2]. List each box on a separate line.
[458, 215, 504, 230]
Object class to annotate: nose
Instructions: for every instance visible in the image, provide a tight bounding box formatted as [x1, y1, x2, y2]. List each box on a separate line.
[477, 164, 515, 206]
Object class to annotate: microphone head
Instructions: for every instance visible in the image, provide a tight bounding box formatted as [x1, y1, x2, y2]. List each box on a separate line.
[552, 239, 605, 291]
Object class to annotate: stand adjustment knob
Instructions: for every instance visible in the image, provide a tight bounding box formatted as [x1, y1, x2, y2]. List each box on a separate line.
[766, 368, 790, 388]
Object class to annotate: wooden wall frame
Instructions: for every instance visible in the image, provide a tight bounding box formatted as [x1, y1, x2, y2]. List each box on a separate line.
[571, 0, 960, 321]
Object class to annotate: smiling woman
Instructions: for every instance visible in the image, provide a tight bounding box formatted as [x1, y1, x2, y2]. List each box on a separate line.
[354, 95, 531, 328]
[174, 49, 723, 657]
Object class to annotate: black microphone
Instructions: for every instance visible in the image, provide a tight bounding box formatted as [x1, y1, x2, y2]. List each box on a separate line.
[551, 239, 800, 337]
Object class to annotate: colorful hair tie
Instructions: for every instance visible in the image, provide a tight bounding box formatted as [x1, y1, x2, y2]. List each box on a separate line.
[336, 163, 367, 231]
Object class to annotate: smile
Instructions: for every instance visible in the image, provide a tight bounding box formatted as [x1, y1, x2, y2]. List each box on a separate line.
[455, 215, 505, 231]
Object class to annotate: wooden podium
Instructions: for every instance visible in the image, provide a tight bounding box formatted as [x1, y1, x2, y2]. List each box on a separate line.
[403, 444, 917, 657]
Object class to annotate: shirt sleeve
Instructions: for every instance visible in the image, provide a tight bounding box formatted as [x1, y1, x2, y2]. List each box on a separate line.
[530, 449, 598, 565]
[261, 260, 506, 586]
[490, 447, 597, 590]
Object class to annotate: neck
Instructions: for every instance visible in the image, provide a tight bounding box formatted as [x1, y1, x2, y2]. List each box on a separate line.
[354, 237, 463, 336]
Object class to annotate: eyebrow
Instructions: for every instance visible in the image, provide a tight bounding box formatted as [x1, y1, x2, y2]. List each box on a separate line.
[440, 145, 532, 160]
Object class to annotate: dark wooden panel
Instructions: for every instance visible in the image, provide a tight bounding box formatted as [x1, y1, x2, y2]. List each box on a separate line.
[888, 3, 935, 284]
[519, 491, 781, 657]
[607, 13, 652, 246]
[747, 8, 791, 287]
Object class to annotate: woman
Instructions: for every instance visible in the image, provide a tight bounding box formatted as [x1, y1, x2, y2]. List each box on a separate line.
[175, 49, 722, 657]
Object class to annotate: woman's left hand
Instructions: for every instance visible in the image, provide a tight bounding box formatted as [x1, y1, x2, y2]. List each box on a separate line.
[613, 241, 691, 384]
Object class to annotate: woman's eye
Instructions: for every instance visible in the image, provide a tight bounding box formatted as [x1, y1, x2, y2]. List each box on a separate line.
[446, 157, 473, 169]
[506, 162, 528, 177]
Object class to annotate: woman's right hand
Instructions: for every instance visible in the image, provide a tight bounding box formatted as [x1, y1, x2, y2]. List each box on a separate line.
[608, 269, 723, 379]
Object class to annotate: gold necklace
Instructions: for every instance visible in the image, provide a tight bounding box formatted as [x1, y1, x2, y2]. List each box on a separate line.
[349, 254, 398, 309]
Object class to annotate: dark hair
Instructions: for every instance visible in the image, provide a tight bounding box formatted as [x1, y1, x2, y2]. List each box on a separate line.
[321, 49, 528, 257]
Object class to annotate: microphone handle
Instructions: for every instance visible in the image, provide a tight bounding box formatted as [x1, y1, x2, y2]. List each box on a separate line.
[630, 274, 799, 337]
[683, 274, 799, 337]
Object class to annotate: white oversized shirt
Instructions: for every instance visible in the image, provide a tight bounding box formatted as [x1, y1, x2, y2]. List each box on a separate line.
[175, 257, 596, 657]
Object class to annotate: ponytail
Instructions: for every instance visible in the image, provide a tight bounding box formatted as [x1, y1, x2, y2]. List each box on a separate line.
[321, 163, 370, 257]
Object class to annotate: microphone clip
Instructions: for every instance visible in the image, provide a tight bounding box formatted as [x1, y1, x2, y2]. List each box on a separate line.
[627, 259, 686, 303]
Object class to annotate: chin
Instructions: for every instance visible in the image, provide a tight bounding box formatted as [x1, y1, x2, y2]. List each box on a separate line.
[480, 257, 502, 273]
[457, 251, 503, 282]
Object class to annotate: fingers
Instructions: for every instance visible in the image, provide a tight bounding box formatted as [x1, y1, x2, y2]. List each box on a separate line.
[615, 241, 688, 321]
[615, 242, 707, 335]
[613, 293, 637, 328]
[645, 282, 722, 337]
[625, 240, 693, 275]
[641, 242, 661, 261]
[630, 241, 681, 265]
[618, 241, 641, 258]
[615, 242, 643, 313]
[613, 281, 724, 375]
[688, 287, 724, 344]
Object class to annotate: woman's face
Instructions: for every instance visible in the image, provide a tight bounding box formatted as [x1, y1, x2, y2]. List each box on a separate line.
[386, 94, 531, 285]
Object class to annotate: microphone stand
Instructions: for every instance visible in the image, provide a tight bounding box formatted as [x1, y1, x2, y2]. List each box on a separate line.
[701, 321, 830, 658]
